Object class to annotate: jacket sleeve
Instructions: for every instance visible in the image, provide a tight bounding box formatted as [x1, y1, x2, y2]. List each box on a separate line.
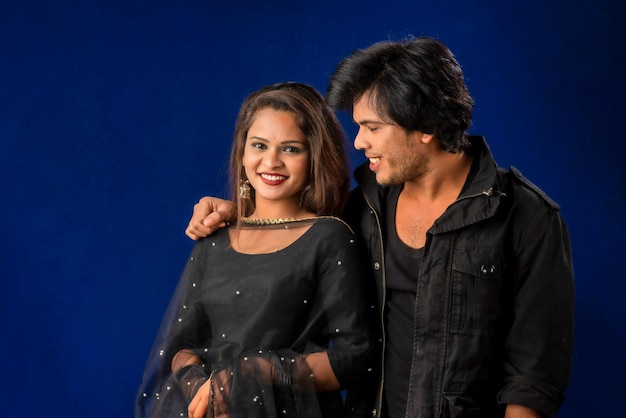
[497, 199, 575, 417]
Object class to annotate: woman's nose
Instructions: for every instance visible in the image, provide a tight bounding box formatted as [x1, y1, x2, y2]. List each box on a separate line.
[263, 150, 283, 168]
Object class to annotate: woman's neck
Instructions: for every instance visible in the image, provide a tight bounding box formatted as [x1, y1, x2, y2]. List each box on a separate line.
[250, 200, 315, 221]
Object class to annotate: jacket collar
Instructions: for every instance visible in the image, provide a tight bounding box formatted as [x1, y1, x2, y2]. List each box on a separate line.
[353, 136, 504, 232]
[460, 136, 501, 198]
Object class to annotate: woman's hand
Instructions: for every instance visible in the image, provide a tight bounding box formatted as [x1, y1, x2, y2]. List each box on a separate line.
[188, 369, 232, 418]
[188, 378, 212, 418]
[185, 197, 234, 240]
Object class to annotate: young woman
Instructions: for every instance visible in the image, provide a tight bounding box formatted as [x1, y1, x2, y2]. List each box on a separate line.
[136, 83, 373, 418]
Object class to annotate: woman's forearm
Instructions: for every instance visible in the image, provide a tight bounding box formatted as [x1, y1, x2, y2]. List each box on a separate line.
[171, 349, 203, 372]
[303, 352, 340, 391]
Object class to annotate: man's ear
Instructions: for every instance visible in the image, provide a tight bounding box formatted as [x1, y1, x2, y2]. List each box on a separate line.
[420, 132, 434, 144]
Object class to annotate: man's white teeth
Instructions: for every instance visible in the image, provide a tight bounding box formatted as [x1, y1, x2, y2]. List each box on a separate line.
[369, 157, 381, 163]
[261, 174, 287, 181]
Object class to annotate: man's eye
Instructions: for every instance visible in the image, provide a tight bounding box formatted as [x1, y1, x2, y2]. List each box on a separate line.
[368, 126, 378, 132]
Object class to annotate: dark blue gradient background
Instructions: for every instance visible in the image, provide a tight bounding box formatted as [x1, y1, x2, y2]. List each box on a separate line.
[1, 1, 623, 416]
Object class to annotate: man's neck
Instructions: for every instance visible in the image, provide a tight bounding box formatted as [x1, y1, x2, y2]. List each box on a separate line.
[401, 151, 473, 203]
[394, 151, 473, 249]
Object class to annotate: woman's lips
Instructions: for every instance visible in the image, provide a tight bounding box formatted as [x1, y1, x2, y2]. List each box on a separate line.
[259, 173, 288, 185]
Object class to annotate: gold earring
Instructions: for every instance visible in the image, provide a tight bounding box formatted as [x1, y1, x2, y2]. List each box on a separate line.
[240, 179, 251, 199]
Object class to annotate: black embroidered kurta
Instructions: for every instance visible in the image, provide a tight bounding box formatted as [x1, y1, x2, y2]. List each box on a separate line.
[136, 218, 372, 418]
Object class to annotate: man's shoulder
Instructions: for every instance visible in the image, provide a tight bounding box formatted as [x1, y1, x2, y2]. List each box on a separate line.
[500, 165, 560, 211]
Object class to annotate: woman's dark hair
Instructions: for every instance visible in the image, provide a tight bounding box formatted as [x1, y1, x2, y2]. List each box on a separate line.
[229, 82, 350, 220]
[326, 37, 474, 153]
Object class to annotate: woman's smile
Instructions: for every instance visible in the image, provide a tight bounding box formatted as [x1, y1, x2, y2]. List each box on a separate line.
[242, 108, 310, 213]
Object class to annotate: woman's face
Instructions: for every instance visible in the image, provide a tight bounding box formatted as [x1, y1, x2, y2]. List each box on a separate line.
[242, 108, 310, 209]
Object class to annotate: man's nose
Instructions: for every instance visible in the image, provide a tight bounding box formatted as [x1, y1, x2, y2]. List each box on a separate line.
[353, 128, 368, 150]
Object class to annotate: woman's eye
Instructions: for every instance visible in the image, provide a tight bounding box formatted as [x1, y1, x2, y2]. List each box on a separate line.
[251, 142, 267, 149]
[283, 146, 301, 153]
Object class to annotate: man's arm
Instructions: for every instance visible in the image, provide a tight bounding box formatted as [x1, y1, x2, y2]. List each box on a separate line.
[185, 197, 235, 240]
[499, 206, 574, 416]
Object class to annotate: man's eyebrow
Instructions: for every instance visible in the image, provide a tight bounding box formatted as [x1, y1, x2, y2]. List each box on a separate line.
[354, 118, 386, 125]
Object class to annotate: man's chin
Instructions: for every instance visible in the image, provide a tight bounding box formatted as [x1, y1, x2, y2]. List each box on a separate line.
[376, 176, 395, 186]
[374, 174, 399, 187]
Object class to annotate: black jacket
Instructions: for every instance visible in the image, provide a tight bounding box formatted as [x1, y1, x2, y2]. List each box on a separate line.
[343, 136, 574, 418]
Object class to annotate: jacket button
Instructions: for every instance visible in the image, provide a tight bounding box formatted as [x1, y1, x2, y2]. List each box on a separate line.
[480, 264, 496, 278]
[373, 262, 380, 270]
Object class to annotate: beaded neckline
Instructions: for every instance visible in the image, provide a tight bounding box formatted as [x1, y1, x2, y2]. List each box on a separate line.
[236, 215, 354, 234]
[239, 216, 320, 226]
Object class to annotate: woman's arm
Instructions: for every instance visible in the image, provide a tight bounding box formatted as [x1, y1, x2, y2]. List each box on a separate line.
[303, 351, 340, 391]
[309, 221, 375, 389]
[504, 404, 541, 418]
[171, 349, 203, 372]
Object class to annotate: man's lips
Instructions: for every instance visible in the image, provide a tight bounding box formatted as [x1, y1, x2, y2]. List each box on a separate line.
[368, 156, 381, 170]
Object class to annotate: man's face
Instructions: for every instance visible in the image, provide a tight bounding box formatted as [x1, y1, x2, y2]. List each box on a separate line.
[352, 91, 430, 185]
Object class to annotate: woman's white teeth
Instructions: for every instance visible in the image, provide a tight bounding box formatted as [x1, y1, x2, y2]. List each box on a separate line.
[261, 174, 286, 181]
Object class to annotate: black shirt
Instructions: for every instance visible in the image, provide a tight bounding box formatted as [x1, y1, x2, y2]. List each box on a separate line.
[382, 187, 424, 418]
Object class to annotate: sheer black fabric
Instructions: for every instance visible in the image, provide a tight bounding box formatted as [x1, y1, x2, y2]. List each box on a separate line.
[136, 218, 373, 418]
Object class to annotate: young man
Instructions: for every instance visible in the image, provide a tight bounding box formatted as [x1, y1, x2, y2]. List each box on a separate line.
[185, 37, 574, 418]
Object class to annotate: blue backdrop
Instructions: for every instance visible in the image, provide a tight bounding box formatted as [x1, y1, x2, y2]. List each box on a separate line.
[1, 1, 624, 416]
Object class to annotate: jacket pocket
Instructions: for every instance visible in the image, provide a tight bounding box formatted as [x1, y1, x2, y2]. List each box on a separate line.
[442, 392, 504, 418]
[449, 246, 502, 336]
